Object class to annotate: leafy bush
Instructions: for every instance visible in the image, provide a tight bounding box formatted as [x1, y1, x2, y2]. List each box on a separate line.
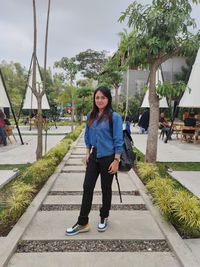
[137, 162, 159, 183]
[147, 177, 175, 218]
[172, 191, 200, 236]
[7, 182, 36, 220]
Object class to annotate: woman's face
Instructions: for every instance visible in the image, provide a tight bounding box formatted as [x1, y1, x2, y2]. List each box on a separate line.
[95, 90, 109, 111]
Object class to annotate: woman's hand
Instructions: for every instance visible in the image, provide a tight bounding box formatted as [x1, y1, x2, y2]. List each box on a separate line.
[85, 149, 90, 165]
[108, 160, 119, 174]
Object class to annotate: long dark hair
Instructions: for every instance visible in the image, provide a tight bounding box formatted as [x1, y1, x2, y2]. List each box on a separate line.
[88, 86, 113, 127]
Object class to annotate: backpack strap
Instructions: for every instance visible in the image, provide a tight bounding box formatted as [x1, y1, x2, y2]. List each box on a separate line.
[109, 110, 113, 137]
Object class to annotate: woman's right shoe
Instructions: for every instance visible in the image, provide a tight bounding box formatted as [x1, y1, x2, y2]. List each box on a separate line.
[97, 218, 108, 232]
[65, 223, 90, 236]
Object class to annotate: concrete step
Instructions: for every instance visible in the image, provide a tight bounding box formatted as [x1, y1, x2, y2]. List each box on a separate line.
[43, 195, 145, 205]
[8, 252, 181, 267]
[21, 210, 165, 240]
[51, 173, 137, 191]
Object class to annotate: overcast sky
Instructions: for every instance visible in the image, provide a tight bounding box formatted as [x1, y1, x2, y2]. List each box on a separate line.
[0, 0, 200, 70]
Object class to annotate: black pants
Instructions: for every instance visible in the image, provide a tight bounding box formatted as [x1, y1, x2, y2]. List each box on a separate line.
[78, 149, 114, 225]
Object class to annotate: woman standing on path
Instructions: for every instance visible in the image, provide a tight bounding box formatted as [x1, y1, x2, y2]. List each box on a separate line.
[66, 86, 124, 235]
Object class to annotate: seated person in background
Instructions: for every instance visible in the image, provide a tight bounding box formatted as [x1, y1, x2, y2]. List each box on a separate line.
[0, 110, 7, 146]
[182, 112, 197, 139]
[125, 116, 131, 135]
[159, 112, 172, 139]
[184, 112, 197, 127]
[138, 109, 149, 134]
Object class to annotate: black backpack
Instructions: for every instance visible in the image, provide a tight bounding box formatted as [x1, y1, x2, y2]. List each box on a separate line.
[109, 112, 136, 203]
[119, 129, 136, 171]
[109, 112, 136, 172]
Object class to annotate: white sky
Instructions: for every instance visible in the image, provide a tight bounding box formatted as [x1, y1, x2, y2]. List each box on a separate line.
[0, 0, 200, 70]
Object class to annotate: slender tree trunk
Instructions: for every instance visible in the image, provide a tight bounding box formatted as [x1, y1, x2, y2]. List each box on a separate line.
[32, 0, 43, 160]
[42, 0, 51, 157]
[115, 85, 119, 111]
[145, 64, 159, 163]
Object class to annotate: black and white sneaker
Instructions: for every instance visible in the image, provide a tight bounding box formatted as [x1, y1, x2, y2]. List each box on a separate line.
[97, 217, 108, 232]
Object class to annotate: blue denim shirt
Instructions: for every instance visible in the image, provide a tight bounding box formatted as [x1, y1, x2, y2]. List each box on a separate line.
[85, 112, 124, 158]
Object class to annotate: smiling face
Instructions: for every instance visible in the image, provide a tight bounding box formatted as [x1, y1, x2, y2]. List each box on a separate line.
[95, 90, 109, 112]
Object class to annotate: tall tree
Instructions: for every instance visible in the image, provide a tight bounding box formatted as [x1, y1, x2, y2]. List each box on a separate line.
[31, 0, 51, 160]
[76, 49, 109, 80]
[98, 54, 124, 110]
[119, 0, 200, 162]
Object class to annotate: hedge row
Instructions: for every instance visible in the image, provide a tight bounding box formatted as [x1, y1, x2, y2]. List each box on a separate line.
[136, 160, 200, 237]
[0, 124, 84, 235]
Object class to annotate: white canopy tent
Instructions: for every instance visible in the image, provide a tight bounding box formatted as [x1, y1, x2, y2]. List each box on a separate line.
[22, 60, 50, 110]
[141, 68, 168, 108]
[179, 48, 200, 108]
[0, 72, 10, 108]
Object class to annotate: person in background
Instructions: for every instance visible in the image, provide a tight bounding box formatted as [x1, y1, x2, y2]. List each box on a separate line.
[184, 112, 197, 127]
[138, 109, 149, 134]
[0, 110, 7, 146]
[159, 112, 172, 139]
[125, 116, 131, 135]
[66, 86, 124, 236]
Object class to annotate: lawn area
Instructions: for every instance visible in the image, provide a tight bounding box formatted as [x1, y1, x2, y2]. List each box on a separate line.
[0, 164, 29, 171]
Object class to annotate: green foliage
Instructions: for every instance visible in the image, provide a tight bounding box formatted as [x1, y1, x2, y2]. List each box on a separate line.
[0, 61, 27, 115]
[147, 177, 175, 218]
[7, 182, 36, 220]
[76, 49, 109, 80]
[98, 54, 124, 89]
[156, 81, 187, 98]
[76, 87, 93, 121]
[54, 57, 78, 85]
[172, 191, 200, 235]
[137, 162, 159, 183]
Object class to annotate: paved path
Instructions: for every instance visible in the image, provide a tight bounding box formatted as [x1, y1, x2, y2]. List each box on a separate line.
[5, 135, 183, 267]
[131, 129, 200, 162]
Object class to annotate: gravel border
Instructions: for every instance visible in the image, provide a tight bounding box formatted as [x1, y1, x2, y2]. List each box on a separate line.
[40, 204, 147, 211]
[49, 190, 140, 196]
[16, 239, 170, 253]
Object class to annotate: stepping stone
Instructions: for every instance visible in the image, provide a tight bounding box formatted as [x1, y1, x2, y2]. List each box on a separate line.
[52, 173, 137, 191]
[62, 165, 86, 172]
[8, 252, 181, 267]
[43, 195, 145, 205]
[66, 158, 84, 165]
[21, 210, 165, 240]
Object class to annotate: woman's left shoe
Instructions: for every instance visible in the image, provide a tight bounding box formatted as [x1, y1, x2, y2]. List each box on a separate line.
[97, 218, 108, 232]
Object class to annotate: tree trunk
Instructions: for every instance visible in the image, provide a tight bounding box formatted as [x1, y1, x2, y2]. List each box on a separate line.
[115, 86, 119, 111]
[145, 64, 159, 163]
[36, 98, 43, 160]
[71, 98, 75, 132]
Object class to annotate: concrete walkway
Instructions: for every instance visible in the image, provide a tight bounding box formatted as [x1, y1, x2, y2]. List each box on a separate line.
[3, 135, 197, 267]
[0, 126, 71, 189]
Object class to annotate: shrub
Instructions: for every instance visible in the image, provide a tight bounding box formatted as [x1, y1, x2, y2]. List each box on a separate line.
[137, 162, 159, 183]
[147, 177, 175, 218]
[172, 191, 200, 236]
[7, 182, 36, 220]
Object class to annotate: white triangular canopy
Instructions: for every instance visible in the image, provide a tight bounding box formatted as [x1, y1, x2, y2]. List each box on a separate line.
[22, 61, 50, 110]
[141, 68, 168, 108]
[0, 71, 10, 107]
[179, 48, 200, 108]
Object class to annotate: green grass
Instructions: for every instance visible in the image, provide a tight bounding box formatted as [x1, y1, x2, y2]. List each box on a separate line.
[158, 162, 200, 171]
[133, 146, 200, 171]
[0, 164, 29, 171]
